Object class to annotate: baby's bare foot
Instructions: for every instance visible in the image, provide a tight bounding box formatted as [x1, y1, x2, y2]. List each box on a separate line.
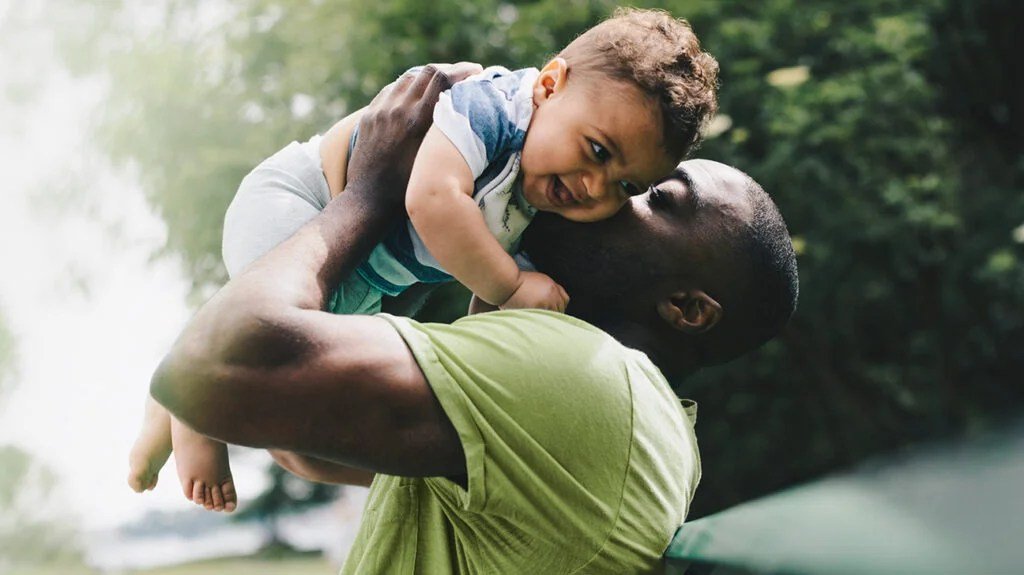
[127, 397, 173, 493]
[171, 417, 237, 512]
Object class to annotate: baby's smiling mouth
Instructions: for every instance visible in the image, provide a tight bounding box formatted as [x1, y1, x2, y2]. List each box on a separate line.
[547, 176, 577, 208]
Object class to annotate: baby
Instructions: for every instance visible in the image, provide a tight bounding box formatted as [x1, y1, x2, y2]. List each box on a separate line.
[128, 8, 718, 511]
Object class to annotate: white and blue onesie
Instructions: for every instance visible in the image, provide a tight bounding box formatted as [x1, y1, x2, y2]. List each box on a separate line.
[221, 66, 539, 314]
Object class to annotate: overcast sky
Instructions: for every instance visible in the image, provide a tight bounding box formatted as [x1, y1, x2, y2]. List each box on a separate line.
[0, 1, 266, 531]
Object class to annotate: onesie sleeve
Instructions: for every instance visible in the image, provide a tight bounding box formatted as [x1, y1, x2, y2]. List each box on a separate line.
[432, 66, 528, 179]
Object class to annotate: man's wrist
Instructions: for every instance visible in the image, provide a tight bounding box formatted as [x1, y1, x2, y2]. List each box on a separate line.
[344, 174, 407, 219]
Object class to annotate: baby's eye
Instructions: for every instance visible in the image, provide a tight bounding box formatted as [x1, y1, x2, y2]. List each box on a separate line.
[619, 181, 644, 196]
[589, 140, 611, 163]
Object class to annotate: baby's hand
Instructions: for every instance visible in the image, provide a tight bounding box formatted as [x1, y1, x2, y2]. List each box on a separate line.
[500, 271, 569, 312]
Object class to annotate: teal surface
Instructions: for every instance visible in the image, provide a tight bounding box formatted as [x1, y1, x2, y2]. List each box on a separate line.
[665, 422, 1024, 575]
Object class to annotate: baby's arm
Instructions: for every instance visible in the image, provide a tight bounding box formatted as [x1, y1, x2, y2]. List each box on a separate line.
[406, 126, 568, 311]
[320, 107, 365, 199]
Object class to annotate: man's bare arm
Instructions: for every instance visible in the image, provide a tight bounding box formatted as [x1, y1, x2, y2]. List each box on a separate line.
[151, 64, 482, 478]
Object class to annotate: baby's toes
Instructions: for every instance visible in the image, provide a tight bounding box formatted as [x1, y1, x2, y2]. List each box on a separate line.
[222, 479, 237, 513]
[203, 486, 214, 510]
[127, 469, 145, 493]
[182, 479, 195, 501]
[210, 485, 225, 511]
[192, 480, 205, 505]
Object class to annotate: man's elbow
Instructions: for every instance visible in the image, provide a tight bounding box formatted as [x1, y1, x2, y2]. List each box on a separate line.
[149, 307, 303, 437]
[149, 346, 220, 435]
[150, 353, 182, 411]
[149, 301, 256, 412]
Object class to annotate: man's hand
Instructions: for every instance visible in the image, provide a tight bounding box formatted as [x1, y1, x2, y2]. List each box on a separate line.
[346, 62, 483, 213]
[500, 271, 570, 312]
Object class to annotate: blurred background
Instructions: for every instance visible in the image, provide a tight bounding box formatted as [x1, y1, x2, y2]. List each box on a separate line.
[0, 0, 1020, 573]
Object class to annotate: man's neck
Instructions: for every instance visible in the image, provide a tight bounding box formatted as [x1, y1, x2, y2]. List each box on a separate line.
[590, 318, 693, 380]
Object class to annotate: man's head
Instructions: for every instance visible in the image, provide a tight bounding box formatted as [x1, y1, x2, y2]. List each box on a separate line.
[521, 160, 799, 378]
[518, 8, 719, 223]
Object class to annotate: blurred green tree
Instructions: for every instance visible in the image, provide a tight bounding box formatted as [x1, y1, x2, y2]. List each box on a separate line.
[49, 0, 1023, 518]
[0, 309, 81, 567]
[233, 465, 339, 549]
[0, 445, 81, 567]
[0, 309, 15, 399]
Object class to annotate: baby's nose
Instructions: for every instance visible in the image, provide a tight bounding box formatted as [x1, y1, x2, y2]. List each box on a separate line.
[585, 173, 612, 201]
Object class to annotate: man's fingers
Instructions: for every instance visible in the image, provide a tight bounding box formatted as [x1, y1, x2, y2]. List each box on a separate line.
[367, 67, 421, 110]
[413, 64, 445, 99]
[419, 62, 479, 99]
[367, 63, 484, 119]
[410, 62, 484, 103]
[391, 64, 448, 105]
[423, 62, 483, 96]
[448, 61, 484, 83]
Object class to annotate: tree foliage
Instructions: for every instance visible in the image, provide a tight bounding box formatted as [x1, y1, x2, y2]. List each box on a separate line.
[0, 445, 81, 566]
[52, 0, 1024, 516]
[233, 465, 339, 545]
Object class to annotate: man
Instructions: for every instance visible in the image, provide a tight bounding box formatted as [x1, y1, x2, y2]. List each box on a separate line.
[151, 65, 798, 573]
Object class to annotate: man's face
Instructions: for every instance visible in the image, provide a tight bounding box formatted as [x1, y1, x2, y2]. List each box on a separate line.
[519, 76, 677, 223]
[521, 159, 753, 322]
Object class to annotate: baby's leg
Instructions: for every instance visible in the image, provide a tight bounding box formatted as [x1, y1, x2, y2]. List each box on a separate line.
[171, 417, 236, 512]
[163, 134, 339, 511]
[127, 396, 173, 492]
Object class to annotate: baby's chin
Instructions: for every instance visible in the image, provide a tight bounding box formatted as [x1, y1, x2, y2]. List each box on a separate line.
[523, 189, 572, 218]
[521, 177, 610, 222]
[522, 178, 572, 216]
[536, 204, 601, 223]
[521, 182, 552, 212]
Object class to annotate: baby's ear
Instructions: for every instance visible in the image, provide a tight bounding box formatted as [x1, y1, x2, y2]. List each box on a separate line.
[533, 58, 568, 104]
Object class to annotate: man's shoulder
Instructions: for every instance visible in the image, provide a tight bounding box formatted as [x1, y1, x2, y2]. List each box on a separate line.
[382, 310, 664, 418]
[428, 309, 632, 364]
[452, 308, 611, 337]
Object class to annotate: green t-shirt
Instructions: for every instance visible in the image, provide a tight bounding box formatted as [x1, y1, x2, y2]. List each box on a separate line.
[341, 310, 701, 574]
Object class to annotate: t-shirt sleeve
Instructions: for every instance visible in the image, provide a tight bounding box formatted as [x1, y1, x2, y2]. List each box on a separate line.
[432, 69, 522, 179]
[381, 311, 634, 549]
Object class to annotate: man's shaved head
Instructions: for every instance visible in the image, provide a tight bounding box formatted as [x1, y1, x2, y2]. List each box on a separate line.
[521, 159, 798, 378]
[691, 174, 799, 366]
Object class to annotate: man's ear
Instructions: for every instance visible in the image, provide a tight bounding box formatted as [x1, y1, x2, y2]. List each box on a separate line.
[657, 290, 722, 334]
[533, 57, 568, 105]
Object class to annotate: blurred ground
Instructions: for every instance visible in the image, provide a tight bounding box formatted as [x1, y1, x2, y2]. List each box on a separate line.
[16, 554, 333, 575]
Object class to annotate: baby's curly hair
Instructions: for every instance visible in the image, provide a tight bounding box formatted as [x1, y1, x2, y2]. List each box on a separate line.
[557, 7, 719, 160]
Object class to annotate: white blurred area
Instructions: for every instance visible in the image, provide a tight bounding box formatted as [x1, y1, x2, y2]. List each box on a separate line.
[0, 1, 364, 569]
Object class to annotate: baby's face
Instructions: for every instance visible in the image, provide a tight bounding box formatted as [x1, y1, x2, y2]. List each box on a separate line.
[520, 69, 676, 223]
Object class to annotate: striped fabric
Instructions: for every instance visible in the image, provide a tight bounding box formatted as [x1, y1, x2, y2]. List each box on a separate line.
[354, 66, 540, 296]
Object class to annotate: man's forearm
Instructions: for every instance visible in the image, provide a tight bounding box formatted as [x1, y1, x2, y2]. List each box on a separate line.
[148, 189, 398, 442]
[149, 65, 475, 476]
[151, 184, 398, 378]
[237, 192, 397, 313]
